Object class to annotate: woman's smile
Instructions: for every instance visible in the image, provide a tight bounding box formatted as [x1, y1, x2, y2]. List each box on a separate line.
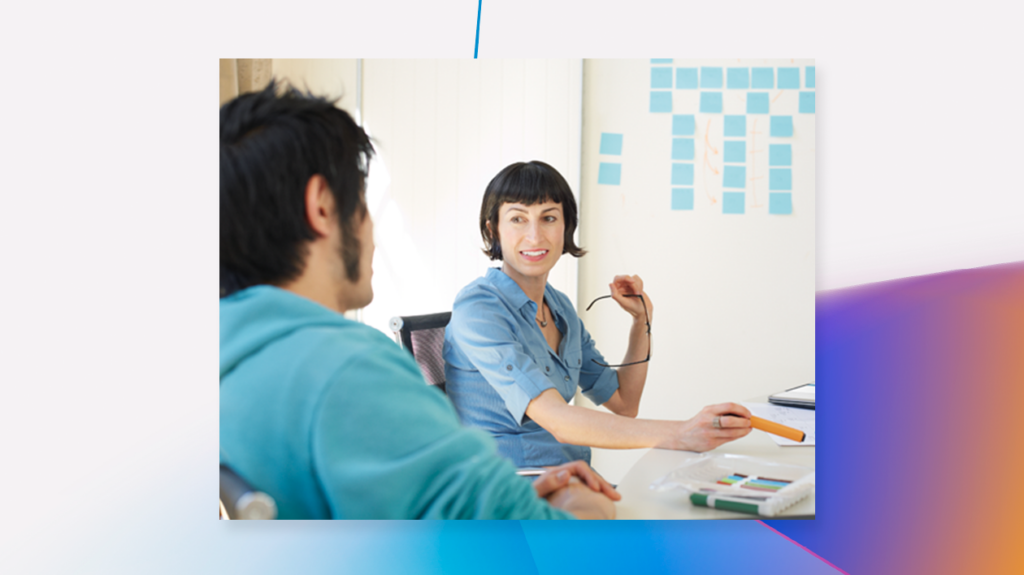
[519, 249, 549, 262]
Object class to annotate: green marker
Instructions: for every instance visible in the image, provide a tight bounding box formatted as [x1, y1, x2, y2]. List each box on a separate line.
[690, 492, 762, 515]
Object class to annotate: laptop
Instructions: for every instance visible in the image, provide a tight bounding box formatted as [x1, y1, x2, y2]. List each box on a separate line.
[768, 383, 815, 410]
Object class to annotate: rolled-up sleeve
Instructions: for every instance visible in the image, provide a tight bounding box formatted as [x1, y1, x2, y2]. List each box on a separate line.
[577, 318, 619, 406]
[447, 290, 557, 425]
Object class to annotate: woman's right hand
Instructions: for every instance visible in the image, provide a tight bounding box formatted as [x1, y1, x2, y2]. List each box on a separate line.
[669, 402, 753, 452]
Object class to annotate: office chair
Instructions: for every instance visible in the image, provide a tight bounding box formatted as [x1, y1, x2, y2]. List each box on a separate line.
[390, 312, 451, 394]
[219, 464, 278, 520]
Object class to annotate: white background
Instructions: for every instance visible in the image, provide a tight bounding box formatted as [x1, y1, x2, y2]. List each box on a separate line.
[1, 1, 1021, 573]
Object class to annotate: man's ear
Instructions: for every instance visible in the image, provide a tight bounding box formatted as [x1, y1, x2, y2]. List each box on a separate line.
[304, 174, 335, 237]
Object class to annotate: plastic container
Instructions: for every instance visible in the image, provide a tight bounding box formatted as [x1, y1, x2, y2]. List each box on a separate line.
[650, 453, 815, 517]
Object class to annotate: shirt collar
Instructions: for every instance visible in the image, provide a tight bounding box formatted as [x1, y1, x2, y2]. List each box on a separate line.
[485, 267, 542, 312]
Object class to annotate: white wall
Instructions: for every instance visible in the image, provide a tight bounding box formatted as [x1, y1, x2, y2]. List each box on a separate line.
[359, 59, 583, 337]
[271, 59, 358, 115]
[579, 59, 816, 479]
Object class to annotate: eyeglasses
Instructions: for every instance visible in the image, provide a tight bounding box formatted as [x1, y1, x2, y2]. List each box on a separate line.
[584, 293, 651, 368]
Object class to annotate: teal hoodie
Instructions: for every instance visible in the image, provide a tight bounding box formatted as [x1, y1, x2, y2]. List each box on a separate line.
[220, 286, 571, 519]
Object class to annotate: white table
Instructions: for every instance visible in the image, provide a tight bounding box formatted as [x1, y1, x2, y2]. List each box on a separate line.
[613, 400, 815, 520]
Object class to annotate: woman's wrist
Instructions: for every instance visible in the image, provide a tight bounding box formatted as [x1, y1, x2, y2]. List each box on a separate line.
[651, 420, 682, 450]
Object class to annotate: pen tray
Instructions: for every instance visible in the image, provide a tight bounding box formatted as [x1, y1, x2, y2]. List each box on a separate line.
[650, 454, 814, 516]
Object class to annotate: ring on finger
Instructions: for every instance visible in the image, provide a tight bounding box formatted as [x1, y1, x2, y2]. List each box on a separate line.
[712, 415, 721, 429]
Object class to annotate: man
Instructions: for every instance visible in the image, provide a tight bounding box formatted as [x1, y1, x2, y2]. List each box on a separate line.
[219, 80, 618, 519]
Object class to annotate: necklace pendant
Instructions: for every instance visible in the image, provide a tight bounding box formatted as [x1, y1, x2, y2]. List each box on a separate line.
[540, 320, 548, 328]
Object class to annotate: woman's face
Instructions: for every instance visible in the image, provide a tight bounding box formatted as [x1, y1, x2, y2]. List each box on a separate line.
[493, 201, 565, 283]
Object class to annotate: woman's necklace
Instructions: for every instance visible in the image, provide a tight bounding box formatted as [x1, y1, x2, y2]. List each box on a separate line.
[536, 302, 548, 328]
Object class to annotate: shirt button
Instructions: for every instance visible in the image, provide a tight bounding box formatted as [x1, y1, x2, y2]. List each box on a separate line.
[578, 358, 581, 365]
[545, 366, 550, 372]
[564, 376, 571, 382]
[506, 365, 513, 371]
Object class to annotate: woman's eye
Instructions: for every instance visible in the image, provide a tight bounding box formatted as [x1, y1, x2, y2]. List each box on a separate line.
[511, 217, 523, 223]
[545, 216, 557, 222]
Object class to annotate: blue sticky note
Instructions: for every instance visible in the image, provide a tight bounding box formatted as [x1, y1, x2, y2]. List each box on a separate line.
[722, 192, 745, 214]
[651, 67, 673, 89]
[672, 138, 695, 160]
[806, 66, 815, 88]
[600, 133, 623, 155]
[672, 163, 694, 186]
[799, 91, 815, 114]
[724, 141, 745, 163]
[701, 67, 723, 89]
[770, 116, 793, 137]
[723, 165, 746, 188]
[769, 168, 792, 190]
[651, 58, 673, 64]
[769, 144, 791, 166]
[769, 192, 792, 214]
[672, 114, 696, 136]
[778, 67, 800, 89]
[672, 188, 694, 210]
[650, 91, 672, 113]
[752, 67, 774, 89]
[747, 92, 769, 114]
[726, 68, 749, 89]
[700, 92, 723, 113]
[724, 115, 746, 137]
[676, 68, 698, 89]
[598, 163, 621, 185]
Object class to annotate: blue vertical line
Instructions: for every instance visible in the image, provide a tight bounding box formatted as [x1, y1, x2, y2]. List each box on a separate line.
[474, 0, 482, 58]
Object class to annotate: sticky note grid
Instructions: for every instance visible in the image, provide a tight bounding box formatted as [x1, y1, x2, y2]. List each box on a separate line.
[650, 62, 811, 215]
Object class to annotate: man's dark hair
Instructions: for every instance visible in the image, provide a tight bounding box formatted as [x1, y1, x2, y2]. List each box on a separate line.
[220, 79, 374, 297]
[479, 161, 586, 261]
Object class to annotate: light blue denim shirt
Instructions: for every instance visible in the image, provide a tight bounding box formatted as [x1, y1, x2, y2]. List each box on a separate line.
[443, 268, 619, 467]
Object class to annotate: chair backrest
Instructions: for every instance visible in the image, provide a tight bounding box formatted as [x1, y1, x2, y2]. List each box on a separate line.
[390, 312, 452, 394]
[219, 464, 278, 520]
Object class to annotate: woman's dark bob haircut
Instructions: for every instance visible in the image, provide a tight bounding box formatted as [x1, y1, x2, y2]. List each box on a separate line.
[480, 161, 586, 261]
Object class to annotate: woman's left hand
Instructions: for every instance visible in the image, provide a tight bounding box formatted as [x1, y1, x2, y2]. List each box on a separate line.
[610, 275, 653, 325]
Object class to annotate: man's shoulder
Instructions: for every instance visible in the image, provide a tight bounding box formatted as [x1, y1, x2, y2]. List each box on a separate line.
[292, 317, 392, 345]
[288, 321, 415, 374]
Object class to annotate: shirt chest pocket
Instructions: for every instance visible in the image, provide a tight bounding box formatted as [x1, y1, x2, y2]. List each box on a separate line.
[530, 350, 563, 380]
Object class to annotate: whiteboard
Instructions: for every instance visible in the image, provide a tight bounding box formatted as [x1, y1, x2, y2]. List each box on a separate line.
[577, 59, 815, 436]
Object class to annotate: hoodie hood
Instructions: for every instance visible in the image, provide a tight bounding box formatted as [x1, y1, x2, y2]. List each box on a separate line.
[220, 286, 352, 380]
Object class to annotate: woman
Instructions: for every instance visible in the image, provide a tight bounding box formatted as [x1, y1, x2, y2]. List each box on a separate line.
[443, 161, 752, 468]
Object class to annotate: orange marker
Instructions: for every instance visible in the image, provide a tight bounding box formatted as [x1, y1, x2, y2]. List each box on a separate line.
[749, 415, 805, 443]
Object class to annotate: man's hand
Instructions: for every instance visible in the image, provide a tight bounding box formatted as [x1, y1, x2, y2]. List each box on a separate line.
[545, 480, 617, 519]
[532, 461, 619, 520]
[532, 460, 620, 501]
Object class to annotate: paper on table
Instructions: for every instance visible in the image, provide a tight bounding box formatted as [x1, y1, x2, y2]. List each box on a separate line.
[741, 402, 815, 446]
